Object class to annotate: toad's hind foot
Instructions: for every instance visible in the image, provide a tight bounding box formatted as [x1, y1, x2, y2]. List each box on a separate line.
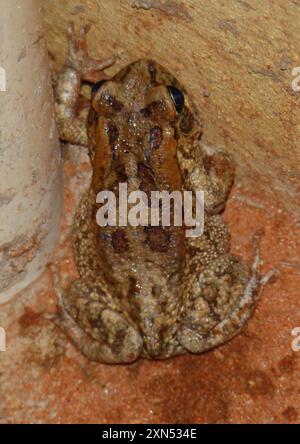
[55, 303, 143, 364]
[47, 266, 143, 364]
[177, 230, 273, 354]
[67, 22, 116, 82]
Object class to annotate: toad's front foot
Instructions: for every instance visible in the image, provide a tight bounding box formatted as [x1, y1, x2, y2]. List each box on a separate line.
[67, 22, 116, 82]
[55, 23, 117, 146]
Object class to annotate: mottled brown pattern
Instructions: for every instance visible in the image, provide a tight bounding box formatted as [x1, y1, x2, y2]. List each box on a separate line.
[145, 226, 170, 252]
[149, 126, 163, 149]
[101, 93, 124, 112]
[179, 109, 195, 134]
[53, 28, 261, 363]
[137, 161, 156, 197]
[106, 122, 119, 146]
[111, 229, 129, 253]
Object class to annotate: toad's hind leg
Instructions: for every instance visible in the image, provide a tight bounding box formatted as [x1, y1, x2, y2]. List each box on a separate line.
[50, 272, 143, 364]
[178, 239, 262, 354]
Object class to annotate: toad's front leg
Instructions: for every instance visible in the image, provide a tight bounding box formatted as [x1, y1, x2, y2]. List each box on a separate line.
[55, 23, 116, 146]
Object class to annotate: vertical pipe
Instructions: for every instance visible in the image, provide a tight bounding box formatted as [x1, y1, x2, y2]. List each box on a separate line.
[0, 0, 62, 303]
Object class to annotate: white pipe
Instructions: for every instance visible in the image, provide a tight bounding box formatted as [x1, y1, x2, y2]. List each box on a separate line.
[0, 0, 62, 303]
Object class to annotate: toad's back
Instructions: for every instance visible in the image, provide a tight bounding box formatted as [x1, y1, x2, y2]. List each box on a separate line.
[87, 60, 189, 355]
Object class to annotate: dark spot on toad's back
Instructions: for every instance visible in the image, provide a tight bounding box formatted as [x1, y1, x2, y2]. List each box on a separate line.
[145, 226, 170, 252]
[102, 92, 124, 112]
[114, 162, 127, 183]
[152, 285, 162, 298]
[137, 162, 156, 197]
[112, 229, 129, 253]
[128, 277, 139, 298]
[137, 162, 154, 179]
[149, 126, 163, 149]
[106, 122, 119, 146]
[188, 246, 199, 258]
[142, 101, 162, 117]
[140, 106, 152, 118]
[179, 110, 195, 134]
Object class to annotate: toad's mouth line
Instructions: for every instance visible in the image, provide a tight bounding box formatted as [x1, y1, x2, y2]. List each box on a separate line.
[95, 182, 205, 238]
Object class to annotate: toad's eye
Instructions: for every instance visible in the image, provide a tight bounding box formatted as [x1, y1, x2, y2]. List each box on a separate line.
[167, 85, 184, 113]
[92, 79, 107, 94]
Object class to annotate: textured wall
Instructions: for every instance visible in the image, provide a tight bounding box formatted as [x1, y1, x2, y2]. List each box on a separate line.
[1, 0, 299, 425]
